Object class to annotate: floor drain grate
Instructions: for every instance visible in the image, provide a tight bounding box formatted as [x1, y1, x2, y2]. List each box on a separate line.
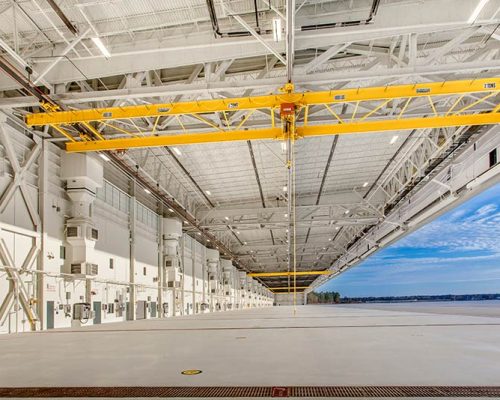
[1, 386, 500, 398]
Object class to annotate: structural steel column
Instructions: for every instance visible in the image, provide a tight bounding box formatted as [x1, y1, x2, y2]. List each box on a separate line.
[128, 180, 136, 321]
[157, 206, 163, 318]
[36, 136, 48, 330]
[180, 235, 185, 315]
[191, 239, 196, 314]
[202, 245, 206, 307]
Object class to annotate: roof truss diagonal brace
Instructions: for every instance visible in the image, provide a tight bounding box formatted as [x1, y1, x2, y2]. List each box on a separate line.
[301, 43, 352, 74]
[33, 27, 91, 85]
[224, 5, 286, 65]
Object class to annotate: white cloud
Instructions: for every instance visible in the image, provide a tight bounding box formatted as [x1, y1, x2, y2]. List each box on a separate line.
[393, 202, 500, 253]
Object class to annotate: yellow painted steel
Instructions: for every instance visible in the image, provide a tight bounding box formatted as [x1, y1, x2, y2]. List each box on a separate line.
[66, 127, 283, 152]
[248, 270, 332, 277]
[26, 78, 500, 126]
[65, 112, 500, 153]
[298, 113, 500, 138]
[270, 286, 309, 290]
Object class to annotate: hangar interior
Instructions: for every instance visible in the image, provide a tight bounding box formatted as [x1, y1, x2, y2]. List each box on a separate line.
[0, 0, 499, 395]
[0, 0, 498, 332]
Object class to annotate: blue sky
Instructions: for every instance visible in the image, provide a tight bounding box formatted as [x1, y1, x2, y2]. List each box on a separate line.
[319, 183, 500, 297]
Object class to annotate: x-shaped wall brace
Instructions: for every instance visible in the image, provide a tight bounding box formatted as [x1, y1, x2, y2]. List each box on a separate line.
[0, 236, 39, 330]
[0, 125, 41, 229]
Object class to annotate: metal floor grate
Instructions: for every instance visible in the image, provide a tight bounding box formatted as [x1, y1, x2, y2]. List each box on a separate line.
[1, 386, 500, 398]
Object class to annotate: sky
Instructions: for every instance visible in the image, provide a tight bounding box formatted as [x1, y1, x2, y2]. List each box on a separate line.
[319, 182, 500, 297]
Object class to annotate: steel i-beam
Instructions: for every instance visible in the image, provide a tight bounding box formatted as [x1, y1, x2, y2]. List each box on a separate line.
[248, 270, 332, 277]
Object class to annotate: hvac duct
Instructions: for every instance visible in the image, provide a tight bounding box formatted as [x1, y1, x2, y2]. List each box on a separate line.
[60, 153, 103, 279]
[246, 276, 254, 307]
[162, 218, 183, 316]
[206, 248, 221, 311]
[163, 218, 183, 285]
[221, 259, 236, 310]
[239, 270, 247, 308]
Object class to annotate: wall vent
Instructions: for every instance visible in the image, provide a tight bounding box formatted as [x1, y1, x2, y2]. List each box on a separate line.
[67, 227, 78, 237]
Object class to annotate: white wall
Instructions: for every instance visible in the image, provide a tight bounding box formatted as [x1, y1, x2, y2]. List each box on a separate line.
[274, 293, 306, 306]
[0, 124, 273, 334]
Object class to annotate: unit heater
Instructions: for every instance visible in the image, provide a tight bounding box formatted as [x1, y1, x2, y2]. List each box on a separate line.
[70, 263, 98, 276]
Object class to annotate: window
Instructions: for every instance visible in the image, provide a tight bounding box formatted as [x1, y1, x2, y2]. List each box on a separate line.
[59, 246, 66, 260]
[143, 267, 147, 276]
[489, 149, 498, 168]
[109, 258, 114, 269]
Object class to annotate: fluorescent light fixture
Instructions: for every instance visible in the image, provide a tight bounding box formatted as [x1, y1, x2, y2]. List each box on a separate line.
[344, 209, 350, 214]
[144, 188, 151, 194]
[362, 181, 369, 187]
[205, 190, 211, 195]
[335, 226, 340, 230]
[197, 232, 201, 236]
[272, 18, 282, 42]
[168, 208, 174, 212]
[390, 135, 399, 144]
[244, 241, 247, 245]
[328, 238, 332, 241]
[225, 216, 229, 220]
[236, 231, 240, 235]
[283, 185, 288, 192]
[172, 147, 182, 156]
[281, 142, 287, 152]
[184, 220, 188, 224]
[468, 0, 490, 23]
[99, 153, 110, 162]
[284, 213, 288, 218]
[91, 37, 111, 58]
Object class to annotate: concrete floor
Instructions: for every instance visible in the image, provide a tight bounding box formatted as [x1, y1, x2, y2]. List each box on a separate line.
[1, 303, 500, 388]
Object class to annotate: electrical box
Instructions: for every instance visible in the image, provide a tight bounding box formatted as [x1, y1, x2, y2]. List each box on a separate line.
[280, 103, 295, 117]
[72, 302, 93, 327]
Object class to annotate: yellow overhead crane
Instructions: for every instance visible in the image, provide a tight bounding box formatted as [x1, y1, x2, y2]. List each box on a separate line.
[248, 271, 332, 278]
[270, 287, 309, 292]
[24, 78, 500, 152]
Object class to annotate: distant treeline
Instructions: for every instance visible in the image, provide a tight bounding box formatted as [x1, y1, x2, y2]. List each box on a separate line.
[340, 293, 500, 304]
[307, 291, 341, 304]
